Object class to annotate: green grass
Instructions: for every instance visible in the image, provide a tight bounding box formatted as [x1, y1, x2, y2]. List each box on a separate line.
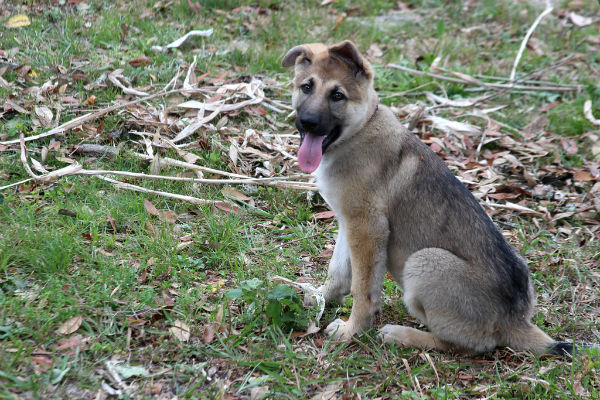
[1, 0, 599, 398]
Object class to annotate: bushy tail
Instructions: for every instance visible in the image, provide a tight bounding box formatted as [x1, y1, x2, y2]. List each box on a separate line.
[545, 341, 574, 357]
[509, 324, 577, 358]
[511, 324, 599, 358]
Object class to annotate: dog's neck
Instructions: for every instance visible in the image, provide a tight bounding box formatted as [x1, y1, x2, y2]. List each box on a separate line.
[367, 103, 379, 125]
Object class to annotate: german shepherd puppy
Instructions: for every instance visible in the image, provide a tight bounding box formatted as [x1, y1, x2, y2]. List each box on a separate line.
[282, 41, 573, 355]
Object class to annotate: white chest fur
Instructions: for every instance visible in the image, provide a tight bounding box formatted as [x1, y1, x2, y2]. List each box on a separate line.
[315, 157, 344, 216]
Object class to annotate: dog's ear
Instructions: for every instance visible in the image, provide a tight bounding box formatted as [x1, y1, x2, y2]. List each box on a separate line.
[282, 45, 310, 67]
[329, 40, 373, 80]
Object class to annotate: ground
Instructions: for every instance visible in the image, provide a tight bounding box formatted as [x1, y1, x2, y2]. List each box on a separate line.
[0, 0, 599, 398]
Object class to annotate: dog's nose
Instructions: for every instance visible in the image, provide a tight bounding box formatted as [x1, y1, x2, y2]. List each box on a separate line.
[299, 114, 320, 132]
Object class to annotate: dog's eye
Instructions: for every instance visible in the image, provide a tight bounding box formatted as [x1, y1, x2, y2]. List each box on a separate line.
[300, 83, 312, 94]
[331, 91, 346, 102]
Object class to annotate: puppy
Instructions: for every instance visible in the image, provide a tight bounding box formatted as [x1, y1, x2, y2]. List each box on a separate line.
[282, 40, 573, 355]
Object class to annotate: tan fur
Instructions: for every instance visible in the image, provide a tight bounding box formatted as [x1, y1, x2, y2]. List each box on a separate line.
[283, 41, 565, 355]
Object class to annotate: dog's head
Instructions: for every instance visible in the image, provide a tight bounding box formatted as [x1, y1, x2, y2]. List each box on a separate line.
[282, 41, 376, 173]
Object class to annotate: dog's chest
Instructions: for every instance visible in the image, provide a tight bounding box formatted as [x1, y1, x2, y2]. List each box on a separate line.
[315, 160, 346, 216]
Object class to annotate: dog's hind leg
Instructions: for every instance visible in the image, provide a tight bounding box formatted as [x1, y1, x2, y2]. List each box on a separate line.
[380, 248, 506, 353]
[379, 325, 455, 352]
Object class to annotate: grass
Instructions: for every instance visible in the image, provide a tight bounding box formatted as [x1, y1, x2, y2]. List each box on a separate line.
[1, 0, 599, 398]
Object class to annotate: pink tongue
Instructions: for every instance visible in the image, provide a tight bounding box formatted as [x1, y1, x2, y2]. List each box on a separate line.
[297, 134, 325, 173]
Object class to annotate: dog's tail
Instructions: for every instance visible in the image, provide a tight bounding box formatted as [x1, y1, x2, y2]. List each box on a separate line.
[545, 341, 575, 357]
[508, 323, 578, 357]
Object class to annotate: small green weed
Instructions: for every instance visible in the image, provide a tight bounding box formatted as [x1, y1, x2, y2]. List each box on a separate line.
[226, 278, 311, 332]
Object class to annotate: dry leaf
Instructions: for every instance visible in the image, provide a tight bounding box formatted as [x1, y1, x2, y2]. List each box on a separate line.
[144, 199, 160, 216]
[159, 210, 178, 223]
[331, 13, 345, 31]
[573, 170, 595, 181]
[202, 324, 215, 344]
[314, 210, 335, 220]
[561, 139, 578, 155]
[34, 106, 53, 128]
[56, 316, 83, 335]
[251, 386, 269, 400]
[129, 56, 151, 67]
[221, 187, 252, 202]
[366, 43, 383, 60]
[290, 320, 320, 338]
[31, 355, 53, 366]
[310, 382, 342, 400]
[55, 334, 89, 354]
[169, 320, 190, 342]
[5, 14, 31, 28]
[215, 201, 243, 215]
[568, 12, 593, 27]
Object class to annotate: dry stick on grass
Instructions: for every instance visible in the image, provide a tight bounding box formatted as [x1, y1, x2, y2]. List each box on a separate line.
[17, 145, 317, 190]
[0, 178, 33, 191]
[131, 152, 314, 186]
[132, 152, 255, 179]
[94, 175, 216, 205]
[0, 87, 208, 146]
[77, 169, 317, 190]
[19, 133, 84, 184]
[510, 1, 554, 82]
[428, 54, 577, 111]
[384, 64, 584, 92]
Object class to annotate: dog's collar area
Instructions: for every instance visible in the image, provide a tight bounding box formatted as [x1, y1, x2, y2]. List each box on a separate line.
[367, 103, 379, 125]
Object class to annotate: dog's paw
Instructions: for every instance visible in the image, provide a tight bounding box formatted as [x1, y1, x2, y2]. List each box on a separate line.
[324, 319, 355, 341]
[377, 324, 407, 345]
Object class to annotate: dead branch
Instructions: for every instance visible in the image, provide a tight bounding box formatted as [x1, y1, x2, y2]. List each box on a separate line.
[0, 87, 207, 146]
[95, 175, 216, 205]
[385, 64, 583, 92]
[74, 144, 121, 158]
[510, 2, 554, 82]
[0, 178, 33, 191]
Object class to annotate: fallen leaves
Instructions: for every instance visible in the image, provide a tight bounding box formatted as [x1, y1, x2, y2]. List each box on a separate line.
[144, 199, 178, 223]
[56, 315, 82, 335]
[169, 319, 191, 342]
[202, 324, 216, 344]
[4, 14, 31, 28]
[567, 12, 594, 27]
[129, 56, 151, 68]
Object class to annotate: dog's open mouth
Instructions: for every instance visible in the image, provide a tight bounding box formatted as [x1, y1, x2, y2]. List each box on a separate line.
[298, 125, 341, 173]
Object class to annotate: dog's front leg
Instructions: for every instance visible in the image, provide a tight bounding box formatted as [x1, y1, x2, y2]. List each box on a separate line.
[304, 221, 352, 307]
[325, 214, 389, 340]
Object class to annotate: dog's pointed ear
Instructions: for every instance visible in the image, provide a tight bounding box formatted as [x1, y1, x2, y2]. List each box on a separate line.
[329, 40, 373, 80]
[282, 45, 310, 67]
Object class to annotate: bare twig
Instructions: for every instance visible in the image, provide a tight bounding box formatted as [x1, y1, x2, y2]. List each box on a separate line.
[484, 200, 545, 217]
[0, 87, 207, 146]
[80, 169, 316, 190]
[104, 360, 130, 396]
[74, 144, 121, 158]
[474, 74, 581, 88]
[584, 100, 600, 126]
[385, 64, 582, 92]
[19, 133, 38, 180]
[510, 2, 554, 81]
[132, 152, 250, 179]
[95, 175, 215, 205]
[445, 55, 577, 110]
[14, 156, 316, 191]
[131, 152, 315, 189]
[0, 177, 33, 191]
